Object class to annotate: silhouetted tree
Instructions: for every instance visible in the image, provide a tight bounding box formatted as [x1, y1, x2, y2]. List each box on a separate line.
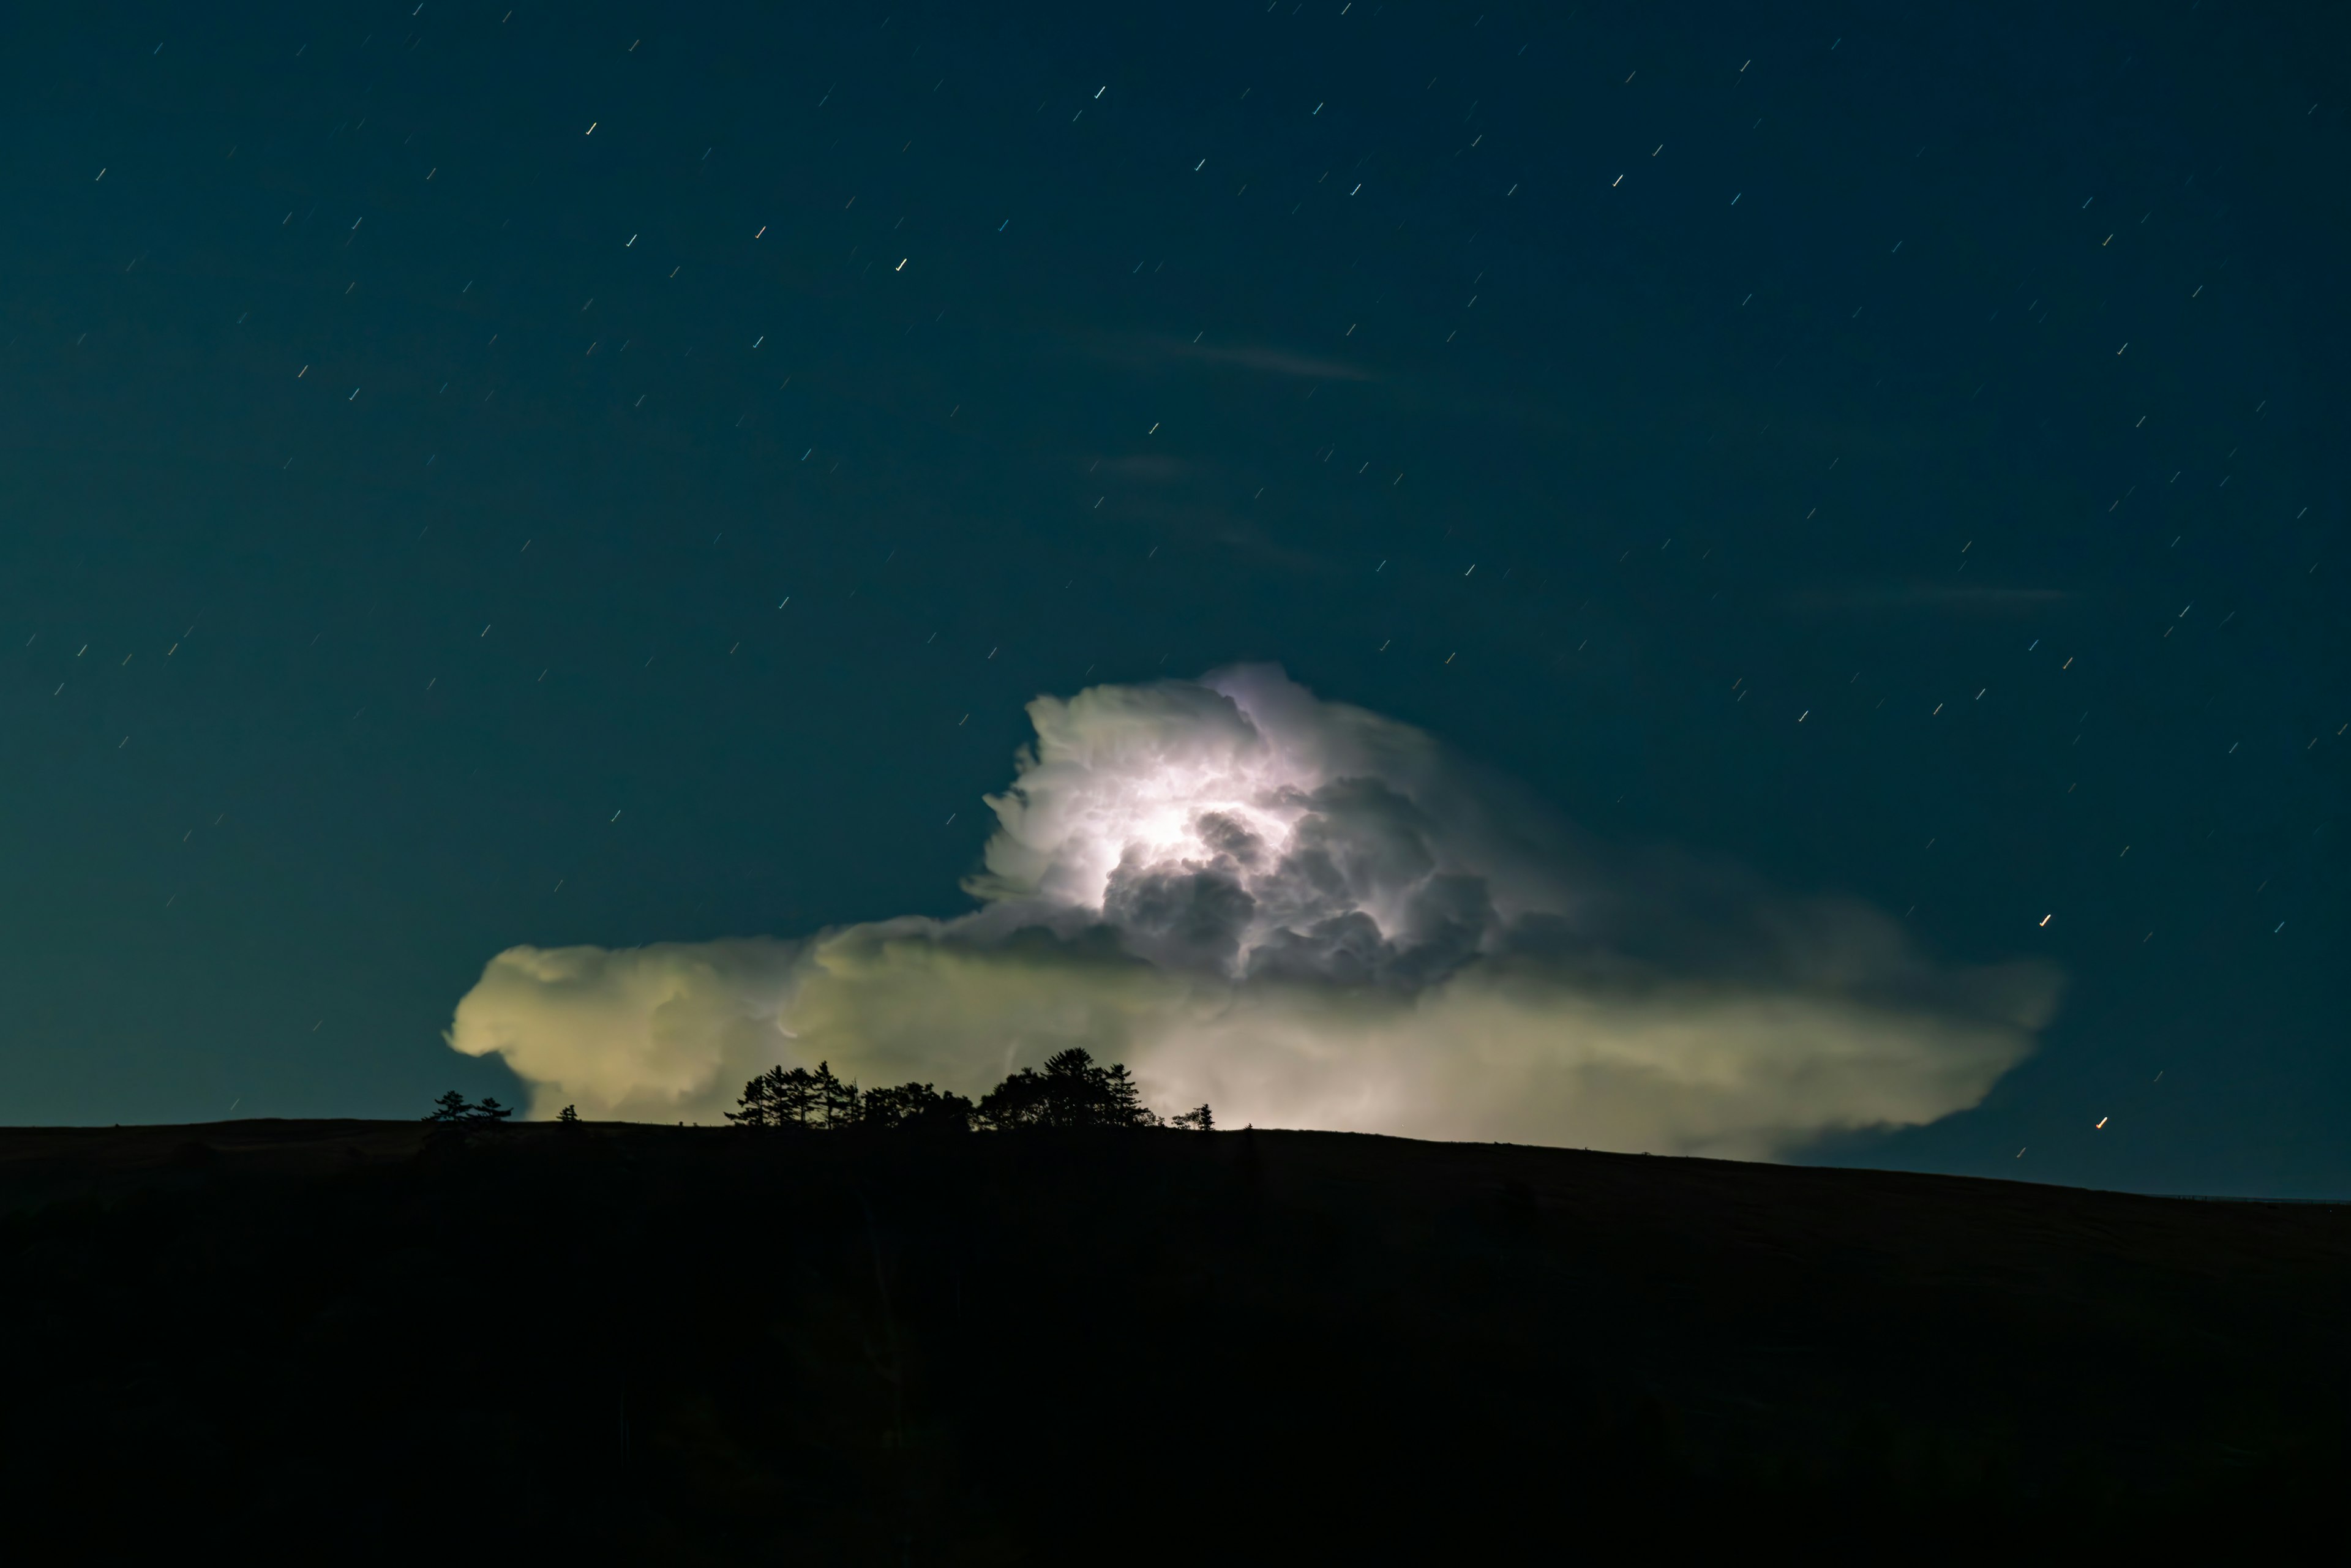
[974, 1067, 1050, 1130]
[1169, 1104, 1215, 1131]
[772, 1067, 820, 1126]
[729, 1053, 1165, 1135]
[423, 1090, 512, 1138]
[812, 1062, 860, 1130]
[725, 1068, 779, 1127]
[727, 1063, 861, 1129]
[426, 1090, 474, 1124]
[976, 1049, 1161, 1130]
[557, 1104, 580, 1124]
[1092, 1056, 1157, 1128]
[859, 1082, 975, 1133]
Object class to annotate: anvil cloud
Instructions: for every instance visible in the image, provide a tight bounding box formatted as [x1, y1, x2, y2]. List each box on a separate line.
[448, 667, 2056, 1157]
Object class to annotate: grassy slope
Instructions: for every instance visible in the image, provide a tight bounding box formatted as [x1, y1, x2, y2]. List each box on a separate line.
[0, 1120, 2342, 1559]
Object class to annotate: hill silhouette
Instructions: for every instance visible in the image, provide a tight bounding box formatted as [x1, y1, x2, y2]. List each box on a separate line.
[0, 1118, 2341, 1559]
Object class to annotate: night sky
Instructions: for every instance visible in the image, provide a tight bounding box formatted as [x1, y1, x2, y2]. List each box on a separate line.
[5, 1, 2344, 1196]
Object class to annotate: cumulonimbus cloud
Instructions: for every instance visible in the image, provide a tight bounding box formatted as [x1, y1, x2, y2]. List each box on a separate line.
[448, 667, 2057, 1157]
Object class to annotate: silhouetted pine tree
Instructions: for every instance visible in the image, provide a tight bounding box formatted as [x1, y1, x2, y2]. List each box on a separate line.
[426, 1090, 474, 1124]
[422, 1090, 512, 1139]
[727, 1064, 852, 1128]
[812, 1062, 860, 1130]
[725, 1069, 779, 1127]
[1093, 1059, 1157, 1128]
[772, 1067, 821, 1127]
[557, 1104, 580, 1124]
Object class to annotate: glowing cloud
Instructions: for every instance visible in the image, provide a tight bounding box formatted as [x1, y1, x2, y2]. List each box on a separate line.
[448, 667, 2057, 1156]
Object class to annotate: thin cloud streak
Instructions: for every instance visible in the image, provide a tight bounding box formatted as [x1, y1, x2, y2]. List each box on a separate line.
[1098, 332, 1376, 382]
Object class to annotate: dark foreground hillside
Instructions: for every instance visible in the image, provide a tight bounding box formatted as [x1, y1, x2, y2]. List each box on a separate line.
[1, 1120, 2343, 1559]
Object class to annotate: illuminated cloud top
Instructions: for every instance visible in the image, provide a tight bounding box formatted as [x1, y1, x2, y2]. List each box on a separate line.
[970, 668, 1534, 985]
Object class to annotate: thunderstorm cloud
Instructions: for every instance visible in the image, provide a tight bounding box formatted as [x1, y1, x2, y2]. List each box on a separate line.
[448, 667, 2057, 1157]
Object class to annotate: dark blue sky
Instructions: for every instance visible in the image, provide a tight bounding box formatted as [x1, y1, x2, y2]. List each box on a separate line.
[2, 0, 2343, 1194]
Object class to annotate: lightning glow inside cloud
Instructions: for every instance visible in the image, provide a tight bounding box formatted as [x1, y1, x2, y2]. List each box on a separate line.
[448, 667, 2057, 1157]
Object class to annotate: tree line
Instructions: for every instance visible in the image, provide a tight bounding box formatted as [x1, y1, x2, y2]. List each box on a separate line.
[425, 1048, 1210, 1133]
[725, 1048, 1212, 1134]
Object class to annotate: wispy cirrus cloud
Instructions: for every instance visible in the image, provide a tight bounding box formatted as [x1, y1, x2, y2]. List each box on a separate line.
[1095, 332, 1376, 383]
